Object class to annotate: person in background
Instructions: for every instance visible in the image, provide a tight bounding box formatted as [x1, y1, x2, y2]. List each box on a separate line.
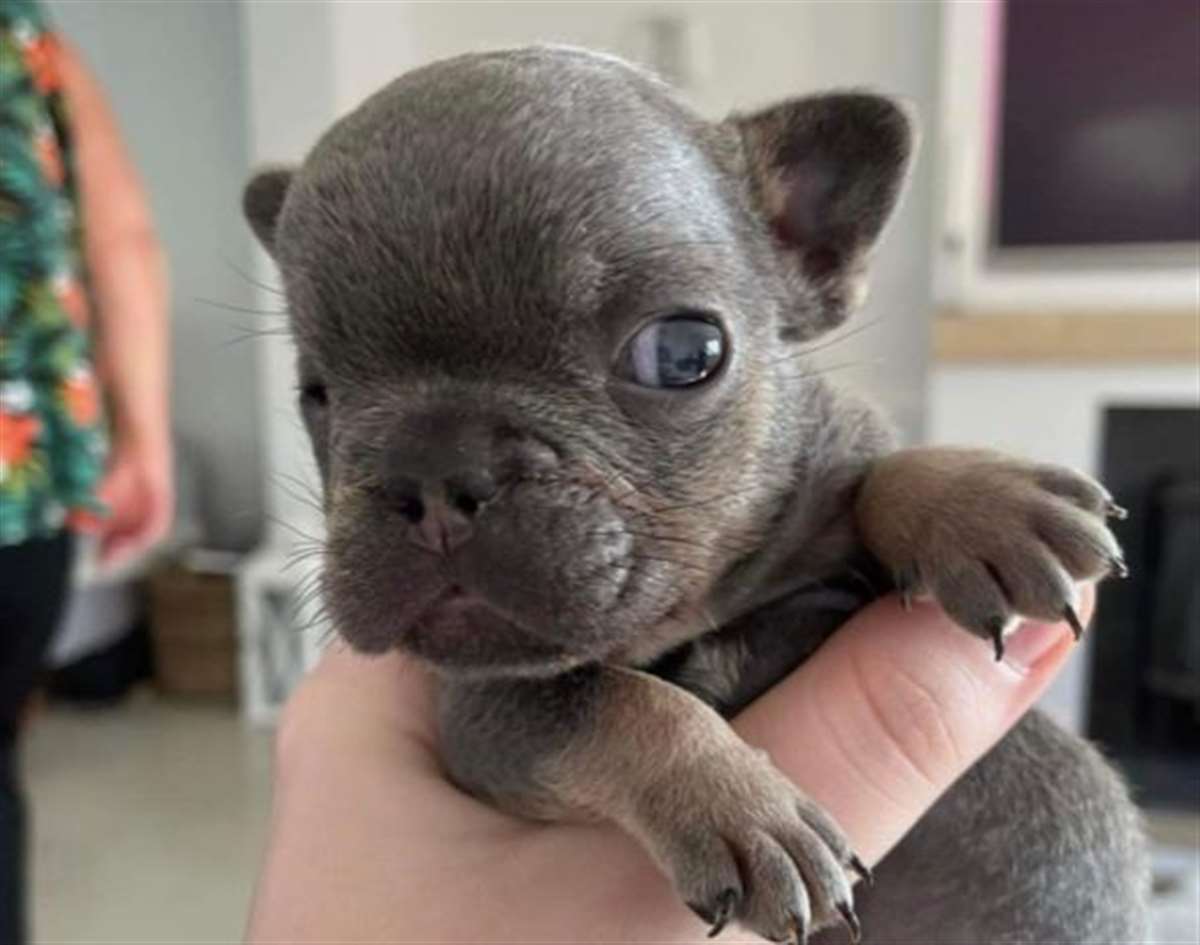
[0, 1, 171, 939]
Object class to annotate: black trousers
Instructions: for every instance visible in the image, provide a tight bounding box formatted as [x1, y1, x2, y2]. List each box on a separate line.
[0, 532, 72, 945]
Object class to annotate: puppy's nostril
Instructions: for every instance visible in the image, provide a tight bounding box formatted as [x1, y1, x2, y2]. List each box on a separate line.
[444, 472, 497, 518]
[452, 492, 479, 516]
[396, 495, 425, 523]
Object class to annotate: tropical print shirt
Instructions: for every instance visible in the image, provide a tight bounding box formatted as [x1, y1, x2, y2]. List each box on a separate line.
[0, 0, 107, 545]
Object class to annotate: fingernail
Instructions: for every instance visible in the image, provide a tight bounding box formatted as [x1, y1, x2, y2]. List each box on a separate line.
[1002, 620, 1072, 673]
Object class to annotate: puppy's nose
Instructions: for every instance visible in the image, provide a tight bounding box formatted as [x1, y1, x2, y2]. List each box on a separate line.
[377, 407, 559, 552]
[392, 473, 496, 555]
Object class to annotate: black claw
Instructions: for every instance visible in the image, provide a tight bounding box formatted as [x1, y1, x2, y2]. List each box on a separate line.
[895, 570, 919, 611]
[1063, 603, 1085, 641]
[837, 902, 862, 944]
[1105, 501, 1129, 520]
[1109, 555, 1130, 579]
[849, 854, 873, 886]
[705, 888, 738, 938]
[788, 912, 808, 945]
[986, 618, 1006, 662]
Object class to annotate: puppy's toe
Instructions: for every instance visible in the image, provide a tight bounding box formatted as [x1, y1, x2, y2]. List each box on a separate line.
[686, 887, 740, 938]
[777, 817, 858, 939]
[735, 831, 813, 943]
[985, 544, 1076, 624]
[1033, 500, 1125, 580]
[1034, 463, 1115, 516]
[929, 560, 1014, 657]
[667, 831, 744, 936]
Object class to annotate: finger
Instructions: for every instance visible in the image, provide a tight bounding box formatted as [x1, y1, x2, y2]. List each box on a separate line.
[97, 499, 172, 567]
[733, 586, 1093, 867]
[98, 518, 148, 567]
[99, 528, 140, 567]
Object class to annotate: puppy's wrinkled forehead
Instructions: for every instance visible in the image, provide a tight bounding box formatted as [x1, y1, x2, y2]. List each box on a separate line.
[276, 49, 741, 375]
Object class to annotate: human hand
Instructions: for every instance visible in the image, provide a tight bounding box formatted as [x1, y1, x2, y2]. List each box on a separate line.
[247, 590, 1091, 942]
[94, 437, 173, 568]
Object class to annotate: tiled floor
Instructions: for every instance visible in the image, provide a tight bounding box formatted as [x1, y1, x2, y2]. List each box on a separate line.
[22, 695, 1200, 943]
[26, 693, 273, 943]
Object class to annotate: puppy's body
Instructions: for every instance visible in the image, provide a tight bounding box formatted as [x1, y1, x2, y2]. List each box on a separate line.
[246, 48, 1149, 942]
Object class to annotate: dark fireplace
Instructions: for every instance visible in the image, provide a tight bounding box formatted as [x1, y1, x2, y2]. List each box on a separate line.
[1088, 406, 1200, 811]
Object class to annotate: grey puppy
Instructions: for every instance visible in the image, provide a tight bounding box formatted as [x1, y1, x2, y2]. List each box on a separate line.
[244, 47, 1149, 943]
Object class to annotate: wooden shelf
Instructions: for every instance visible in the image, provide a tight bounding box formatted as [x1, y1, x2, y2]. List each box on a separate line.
[933, 310, 1200, 364]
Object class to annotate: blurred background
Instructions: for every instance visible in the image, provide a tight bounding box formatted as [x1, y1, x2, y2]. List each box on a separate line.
[15, 0, 1197, 940]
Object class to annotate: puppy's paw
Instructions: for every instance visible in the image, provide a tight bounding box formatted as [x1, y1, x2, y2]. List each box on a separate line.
[862, 449, 1125, 660]
[641, 748, 866, 943]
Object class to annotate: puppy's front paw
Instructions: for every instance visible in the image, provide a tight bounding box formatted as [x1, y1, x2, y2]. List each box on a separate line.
[861, 449, 1125, 660]
[639, 747, 866, 943]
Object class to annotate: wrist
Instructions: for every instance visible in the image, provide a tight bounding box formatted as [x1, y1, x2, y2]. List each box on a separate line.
[110, 421, 171, 465]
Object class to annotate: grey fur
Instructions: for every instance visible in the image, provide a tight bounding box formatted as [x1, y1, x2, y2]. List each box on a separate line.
[245, 47, 1149, 943]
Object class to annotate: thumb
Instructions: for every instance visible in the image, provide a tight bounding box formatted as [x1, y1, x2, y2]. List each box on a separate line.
[733, 587, 1093, 866]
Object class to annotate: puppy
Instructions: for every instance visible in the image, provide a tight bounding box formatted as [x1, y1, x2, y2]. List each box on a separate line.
[244, 47, 1149, 943]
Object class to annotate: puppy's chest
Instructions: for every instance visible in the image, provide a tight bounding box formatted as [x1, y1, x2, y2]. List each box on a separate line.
[646, 557, 891, 717]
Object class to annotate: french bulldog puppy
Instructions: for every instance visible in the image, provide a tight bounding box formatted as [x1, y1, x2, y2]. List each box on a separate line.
[244, 47, 1149, 944]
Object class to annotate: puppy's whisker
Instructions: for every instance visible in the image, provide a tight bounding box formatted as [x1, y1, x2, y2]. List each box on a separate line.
[775, 357, 885, 384]
[265, 513, 324, 545]
[622, 524, 762, 554]
[609, 527, 761, 562]
[272, 472, 326, 516]
[196, 296, 289, 317]
[220, 254, 287, 297]
[624, 553, 715, 582]
[283, 540, 325, 560]
[219, 325, 293, 349]
[283, 552, 325, 574]
[645, 484, 770, 516]
[783, 314, 886, 362]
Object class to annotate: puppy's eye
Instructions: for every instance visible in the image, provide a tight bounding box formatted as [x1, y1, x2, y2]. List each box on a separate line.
[299, 381, 329, 410]
[618, 314, 727, 388]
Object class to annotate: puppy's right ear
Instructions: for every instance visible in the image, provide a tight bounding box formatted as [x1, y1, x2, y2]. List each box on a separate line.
[243, 167, 295, 256]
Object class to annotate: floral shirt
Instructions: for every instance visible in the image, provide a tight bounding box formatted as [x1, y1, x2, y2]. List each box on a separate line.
[0, 0, 107, 546]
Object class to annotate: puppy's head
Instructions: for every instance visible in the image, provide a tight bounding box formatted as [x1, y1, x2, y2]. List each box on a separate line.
[244, 47, 912, 677]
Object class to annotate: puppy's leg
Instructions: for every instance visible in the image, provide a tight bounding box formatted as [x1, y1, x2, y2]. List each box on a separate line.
[827, 711, 1149, 944]
[440, 667, 865, 943]
[855, 447, 1124, 659]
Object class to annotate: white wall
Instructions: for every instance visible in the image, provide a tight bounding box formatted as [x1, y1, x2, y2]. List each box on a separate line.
[240, 0, 336, 545]
[53, 0, 263, 550]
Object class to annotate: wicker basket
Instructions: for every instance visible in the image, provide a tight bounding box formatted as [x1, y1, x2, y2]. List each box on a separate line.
[147, 565, 238, 699]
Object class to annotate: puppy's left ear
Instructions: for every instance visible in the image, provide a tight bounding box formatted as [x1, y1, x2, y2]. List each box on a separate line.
[731, 93, 914, 338]
[243, 167, 295, 257]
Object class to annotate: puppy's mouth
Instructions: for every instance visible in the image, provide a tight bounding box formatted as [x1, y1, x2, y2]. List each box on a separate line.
[396, 580, 586, 677]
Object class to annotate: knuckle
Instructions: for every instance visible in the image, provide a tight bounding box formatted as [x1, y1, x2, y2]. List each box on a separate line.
[850, 647, 980, 790]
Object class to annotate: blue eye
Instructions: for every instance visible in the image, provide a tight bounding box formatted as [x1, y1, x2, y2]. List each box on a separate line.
[620, 315, 727, 388]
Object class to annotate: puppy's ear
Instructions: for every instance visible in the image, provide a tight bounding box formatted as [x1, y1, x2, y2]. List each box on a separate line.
[732, 93, 914, 338]
[243, 167, 295, 256]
